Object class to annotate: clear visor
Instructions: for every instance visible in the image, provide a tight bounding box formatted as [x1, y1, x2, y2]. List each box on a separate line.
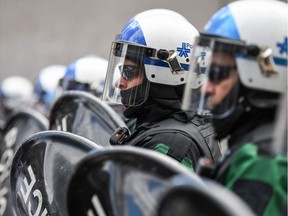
[102, 42, 152, 107]
[182, 36, 245, 118]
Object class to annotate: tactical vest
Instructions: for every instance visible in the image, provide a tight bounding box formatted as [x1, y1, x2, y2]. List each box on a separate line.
[213, 122, 275, 183]
[125, 115, 222, 163]
[211, 123, 287, 216]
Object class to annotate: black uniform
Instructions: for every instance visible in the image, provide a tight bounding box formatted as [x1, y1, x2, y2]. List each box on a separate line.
[126, 112, 221, 170]
[204, 105, 287, 216]
[111, 83, 222, 170]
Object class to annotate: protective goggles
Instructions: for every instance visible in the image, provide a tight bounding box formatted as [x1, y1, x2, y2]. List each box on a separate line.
[208, 64, 237, 84]
[118, 65, 141, 81]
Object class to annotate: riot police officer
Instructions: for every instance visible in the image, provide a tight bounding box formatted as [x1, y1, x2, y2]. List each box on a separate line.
[102, 9, 222, 170]
[182, 0, 287, 215]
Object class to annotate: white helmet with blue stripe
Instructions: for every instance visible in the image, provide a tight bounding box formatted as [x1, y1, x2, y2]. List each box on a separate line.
[33, 65, 66, 116]
[204, 0, 287, 93]
[59, 55, 108, 97]
[102, 9, 199, 107]
[182, 0, 287, 117]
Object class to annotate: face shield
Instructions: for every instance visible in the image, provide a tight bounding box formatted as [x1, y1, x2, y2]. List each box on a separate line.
[102, 42, 152, 107]
[182, 36, 246, 118]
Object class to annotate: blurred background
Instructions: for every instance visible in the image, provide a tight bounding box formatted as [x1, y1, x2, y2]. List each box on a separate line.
[1, 0, 285, 82]
[0, 0, 238, 81]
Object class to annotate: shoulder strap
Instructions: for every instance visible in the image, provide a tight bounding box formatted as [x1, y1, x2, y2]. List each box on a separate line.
[190, 115, 222, 162]
[127, 116, 219, 161]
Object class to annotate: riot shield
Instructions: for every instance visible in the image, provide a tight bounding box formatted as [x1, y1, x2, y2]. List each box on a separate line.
[67, 146, 205, 216]
[10, 130, 102, 216]
[49, 91, 126, 147]
[0, 108, 48, 216]
[0, 118, 4, 132]
[156, 175, 256, 216]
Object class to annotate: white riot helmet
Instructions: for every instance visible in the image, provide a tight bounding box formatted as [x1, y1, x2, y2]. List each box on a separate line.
[58, 55, 108, 97]
[0, 76, 33, 115]
[182, 0, 288, 118]
[102, 9, 199, 107]
[33, 65, 66, 115]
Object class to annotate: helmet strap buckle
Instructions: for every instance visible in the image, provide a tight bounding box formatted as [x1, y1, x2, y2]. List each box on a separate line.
[157, 49, 184, 74]
[258, 47, 278, 77]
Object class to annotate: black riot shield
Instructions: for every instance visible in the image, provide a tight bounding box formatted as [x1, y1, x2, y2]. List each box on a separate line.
[0, 118, 4, 132]
[49, 91, 126, 147]
[156, 175, 256, 216]
[67, 146, 206, 216]
[10, 130, 102, 216]
[0, 108, 48, 216]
